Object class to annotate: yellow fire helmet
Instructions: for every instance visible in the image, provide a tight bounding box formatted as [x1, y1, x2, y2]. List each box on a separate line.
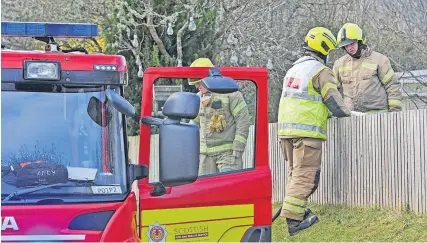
[336, 23, 367, 48]
[188, 58, 214, 85]
[303, 27, 337, 56]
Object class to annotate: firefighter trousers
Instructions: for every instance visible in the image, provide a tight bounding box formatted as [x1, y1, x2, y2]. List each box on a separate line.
[198, 151, 243, 176]
[279, 137, 322, 221]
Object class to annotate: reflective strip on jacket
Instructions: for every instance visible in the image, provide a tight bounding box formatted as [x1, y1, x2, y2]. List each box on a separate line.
[278, 56, 330, 141]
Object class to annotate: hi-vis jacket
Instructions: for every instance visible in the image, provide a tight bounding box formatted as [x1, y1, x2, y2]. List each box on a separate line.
[333, 47, 402, 113]
[278, 56, 350, 141]
[192, 91, 251, 155]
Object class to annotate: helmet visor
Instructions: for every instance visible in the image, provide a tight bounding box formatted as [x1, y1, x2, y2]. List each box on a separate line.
[337, 39, 357, 48]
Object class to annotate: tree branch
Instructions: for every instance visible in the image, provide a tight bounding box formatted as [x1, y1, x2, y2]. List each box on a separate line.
[146, 2, 172, 59]
[176, 15, 189, 67]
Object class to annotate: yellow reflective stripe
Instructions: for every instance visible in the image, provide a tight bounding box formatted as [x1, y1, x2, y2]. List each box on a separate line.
[188, 79, 201, 85]
[320, 82, 337, 98]
[282, 202, 305, 215]
[338, 65, 351, 73]
[332, 72, 341, 86]
[234, 134, 247, 144]
[200, 143, 233, 153]
[361, 62, 378, 70]
[215, 96, 229, 104]
[279, 123, 326, 135]
[283, 89, 323, 102]
[388, 99, 401, 107]
[284, 196, 307, 207]
[382, 69, 395, 85]
[232, 102, 246, 116]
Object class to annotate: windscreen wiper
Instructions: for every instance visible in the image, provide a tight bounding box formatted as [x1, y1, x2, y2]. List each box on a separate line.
[2, 183, 83, 202]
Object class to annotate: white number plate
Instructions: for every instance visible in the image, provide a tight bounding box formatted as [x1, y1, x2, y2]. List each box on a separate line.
[91, 185, 123, 194]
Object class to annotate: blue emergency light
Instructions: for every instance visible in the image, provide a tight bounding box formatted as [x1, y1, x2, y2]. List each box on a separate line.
[1, 21, 98, 38]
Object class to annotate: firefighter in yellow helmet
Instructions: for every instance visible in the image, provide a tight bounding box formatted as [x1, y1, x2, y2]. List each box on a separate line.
[189, 58, 251, 176]
[333, 23, 402, 113]
[277, 27, 351, 236]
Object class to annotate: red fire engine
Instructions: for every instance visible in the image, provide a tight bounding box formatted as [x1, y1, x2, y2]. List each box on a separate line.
[1, 21, 272, 242]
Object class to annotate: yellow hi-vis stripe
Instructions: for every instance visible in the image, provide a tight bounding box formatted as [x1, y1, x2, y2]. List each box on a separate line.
[388, 99, 401, 107]
[320, 82, 337, 98]
[282, 202, 305, 215]
[382, 69, 395, 85]
[361, 62, 378, 70]
[284, 196, 307, 207]
[200, 143, 233, 153]
[232, 102, 246, 116]
[338, 65, 352, 73]
[234, 134, 247, 144]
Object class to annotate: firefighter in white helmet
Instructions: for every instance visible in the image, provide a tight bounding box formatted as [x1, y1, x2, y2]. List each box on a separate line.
[189, 58, 251, 176]
[277, 27, 351, 236]
[333, 23, 402, 113]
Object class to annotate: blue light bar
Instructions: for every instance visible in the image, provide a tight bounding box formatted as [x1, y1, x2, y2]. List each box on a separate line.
[1, 21, 98, 38]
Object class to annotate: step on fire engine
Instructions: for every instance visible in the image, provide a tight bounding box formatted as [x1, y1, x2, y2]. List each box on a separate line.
[1, 21, 272, 242]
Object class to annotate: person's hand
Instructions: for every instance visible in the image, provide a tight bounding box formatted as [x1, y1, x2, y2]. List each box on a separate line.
[232, 150, 243, 158]
[351, 111, 364, 116]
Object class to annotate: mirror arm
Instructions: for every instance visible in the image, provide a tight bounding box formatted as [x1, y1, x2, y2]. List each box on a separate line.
[129, 164, 149, 183]
[141, 116, 163, 126]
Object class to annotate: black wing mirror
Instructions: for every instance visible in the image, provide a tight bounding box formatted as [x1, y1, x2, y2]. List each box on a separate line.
[200, 67, 239, 94]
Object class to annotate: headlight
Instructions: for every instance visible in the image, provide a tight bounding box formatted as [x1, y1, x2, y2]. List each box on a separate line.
[24, 61, 60, 80]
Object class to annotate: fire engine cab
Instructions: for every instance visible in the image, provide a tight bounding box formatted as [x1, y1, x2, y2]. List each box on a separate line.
[1, 21, 272, 242]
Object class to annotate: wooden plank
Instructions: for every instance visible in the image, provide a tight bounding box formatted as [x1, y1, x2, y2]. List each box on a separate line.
[386, 112, 393, 209]
[372, 114, 378, 207]
[357, 116, 362, 206]
[406, 111, 416, 210]
[423, 110, 427, 213]
[362, 115, 367, 206]
[395, 112, 402, 211]
[351, 115, 357, 207]
[391, 112, 397, 210]
[403, 111, 410, 211]
[414, 110, 421, 213]
[401, 111, 408, 212]
[381, 113, 387, 207]
[394, 112, 399, 210]
[367, 114, 373, 206]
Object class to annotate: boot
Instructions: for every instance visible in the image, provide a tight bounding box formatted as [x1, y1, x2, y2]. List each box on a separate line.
[286, 213, 318, 236]
[304, 208, 316, 219]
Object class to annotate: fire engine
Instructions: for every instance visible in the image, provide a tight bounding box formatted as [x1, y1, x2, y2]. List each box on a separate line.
[1, 21, 273, 242]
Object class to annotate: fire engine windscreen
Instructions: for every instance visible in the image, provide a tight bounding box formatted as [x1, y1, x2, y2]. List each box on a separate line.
[1, 87, 128, 200]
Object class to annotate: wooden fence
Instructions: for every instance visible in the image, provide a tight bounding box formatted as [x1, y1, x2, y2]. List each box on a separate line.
[128, 109, 427, 213]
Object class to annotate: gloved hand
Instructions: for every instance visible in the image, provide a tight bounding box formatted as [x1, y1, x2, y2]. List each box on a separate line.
[232, 150, 243, 158]
[209, 113, 226, 133]
[351, 111, 365, 116]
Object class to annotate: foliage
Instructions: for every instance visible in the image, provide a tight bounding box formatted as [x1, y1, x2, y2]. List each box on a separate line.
[272, 202, 427, 241]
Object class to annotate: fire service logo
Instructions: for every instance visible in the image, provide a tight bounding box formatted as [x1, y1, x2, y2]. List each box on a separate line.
[146, 222, 168, 242]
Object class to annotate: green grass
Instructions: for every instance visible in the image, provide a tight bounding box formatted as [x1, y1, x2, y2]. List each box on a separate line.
[272, 203, 427, 242]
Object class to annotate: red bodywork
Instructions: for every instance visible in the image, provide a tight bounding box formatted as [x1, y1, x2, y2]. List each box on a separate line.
[1, 48, 272, 241]
[1, 51, 128, 72]
[138, 67, 272, 231]
[1, 50, 138, 242]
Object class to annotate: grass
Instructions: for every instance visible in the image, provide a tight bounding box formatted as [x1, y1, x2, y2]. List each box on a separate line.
[272, 202, 427, 242]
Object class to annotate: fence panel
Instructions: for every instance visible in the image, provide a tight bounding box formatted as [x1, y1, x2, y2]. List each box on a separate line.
[127, 109, 427, 213]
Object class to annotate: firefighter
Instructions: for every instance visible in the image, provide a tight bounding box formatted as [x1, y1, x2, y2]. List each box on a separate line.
[277, 27, 351, 236]
[333, 23, 402, 113]
[189, 58, 251, 176]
